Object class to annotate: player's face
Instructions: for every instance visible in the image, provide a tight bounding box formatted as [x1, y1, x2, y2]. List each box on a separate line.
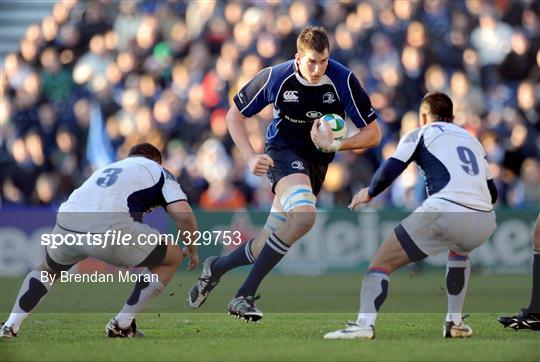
[295, 48, 329, 84]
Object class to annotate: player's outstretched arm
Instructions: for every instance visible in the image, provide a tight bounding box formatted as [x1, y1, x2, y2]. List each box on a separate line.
[226, 104, 274, 176]
[166, 201, 199, 270]
[349, 187, 372, 210]
[349, 157, 408, 210]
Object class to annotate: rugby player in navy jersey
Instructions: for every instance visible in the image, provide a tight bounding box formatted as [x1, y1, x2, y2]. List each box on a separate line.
[188, 26, 381, 321]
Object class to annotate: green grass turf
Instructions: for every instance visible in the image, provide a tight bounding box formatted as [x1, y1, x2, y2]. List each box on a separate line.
[1, 273, 539, 361]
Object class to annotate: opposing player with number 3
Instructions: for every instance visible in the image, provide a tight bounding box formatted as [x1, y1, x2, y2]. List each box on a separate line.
[325, 92, 498, 340]
[1, 143, 199, 339]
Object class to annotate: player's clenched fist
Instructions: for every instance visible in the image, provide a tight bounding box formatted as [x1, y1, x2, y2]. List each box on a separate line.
[348, 187, 373, 210]
[311, 118, 341, 153]
[311, 119, 332, 149]
[247, 154, 274, 176]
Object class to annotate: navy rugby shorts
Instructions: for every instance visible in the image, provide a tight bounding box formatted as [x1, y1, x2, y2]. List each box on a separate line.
[265, 143, 329, 195]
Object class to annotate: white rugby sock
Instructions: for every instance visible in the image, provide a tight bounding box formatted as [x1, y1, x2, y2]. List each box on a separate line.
[445, 253, 470, 325]
[356, 268, 390, 328]
[5, 271, 53, 333]
[115, 270, 164, 329]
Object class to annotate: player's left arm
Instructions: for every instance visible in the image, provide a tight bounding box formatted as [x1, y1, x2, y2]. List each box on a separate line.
[339, 71, 381, 151]
[348, 158, 408, 210]
[339, 121, 381, 151]
[161, 169, 199, 269]
[166, 201, 199, 270]
[349, 129, 420, 209]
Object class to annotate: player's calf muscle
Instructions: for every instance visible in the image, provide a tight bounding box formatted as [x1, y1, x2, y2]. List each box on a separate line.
[251, 231, 271, 257]
[163, 245, 183, 267]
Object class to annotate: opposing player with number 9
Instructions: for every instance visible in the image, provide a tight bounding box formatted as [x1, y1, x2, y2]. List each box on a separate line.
[325, 92, 498, 340]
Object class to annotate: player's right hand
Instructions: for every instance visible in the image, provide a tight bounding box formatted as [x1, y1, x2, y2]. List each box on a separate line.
[182, 247, 199, 270]
[247, 154, 274, 176]
[348, 187, 373, 210]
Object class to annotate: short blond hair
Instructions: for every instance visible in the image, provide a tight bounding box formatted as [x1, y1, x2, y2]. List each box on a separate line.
[296, 26, 329, 54]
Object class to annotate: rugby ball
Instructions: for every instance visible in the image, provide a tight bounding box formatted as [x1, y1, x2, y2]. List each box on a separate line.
[319, 114, 347, 140]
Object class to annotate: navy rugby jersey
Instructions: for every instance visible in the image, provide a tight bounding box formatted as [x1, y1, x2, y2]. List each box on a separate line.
[233, 59, 377, 160]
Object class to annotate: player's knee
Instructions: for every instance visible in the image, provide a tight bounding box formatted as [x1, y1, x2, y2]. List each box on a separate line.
[286, 208, 317, 235]
[279, 184, 317, 234]
[40, 259, 61, 277]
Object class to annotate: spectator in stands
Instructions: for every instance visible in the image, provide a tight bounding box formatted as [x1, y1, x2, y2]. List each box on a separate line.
[196, 138, 246, 210]
[1, 0, 538, 210]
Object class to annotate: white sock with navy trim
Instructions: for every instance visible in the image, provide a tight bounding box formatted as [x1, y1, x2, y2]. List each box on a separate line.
[115, 270, 164, 329]
[235, 233, 290, 297]
[5, 270, 52, 333]
[445, 252, 470, 325]
[357, 267, 390, 328]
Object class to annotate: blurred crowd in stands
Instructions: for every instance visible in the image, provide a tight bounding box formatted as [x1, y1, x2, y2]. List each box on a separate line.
[1, 0, 539, 210]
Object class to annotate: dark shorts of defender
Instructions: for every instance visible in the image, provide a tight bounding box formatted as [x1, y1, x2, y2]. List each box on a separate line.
[265, 143, 329, 195]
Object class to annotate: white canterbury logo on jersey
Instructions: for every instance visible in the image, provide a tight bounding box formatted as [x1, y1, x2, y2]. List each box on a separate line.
[283, 90, 299, 102]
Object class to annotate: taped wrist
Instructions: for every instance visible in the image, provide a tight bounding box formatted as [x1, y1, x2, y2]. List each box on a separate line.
[320, 139, 341, 153]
